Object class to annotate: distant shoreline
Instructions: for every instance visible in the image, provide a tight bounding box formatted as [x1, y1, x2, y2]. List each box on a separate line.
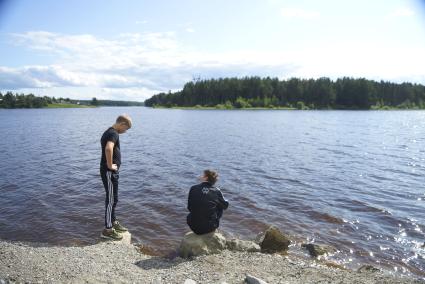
[152, 105, 296, 110]
[145, 77, 425, 110]
[46, 103, 96, 108]
[0, 104, 146, 109]
[150, 105, 423, 110]
[0, 92, 144, 108]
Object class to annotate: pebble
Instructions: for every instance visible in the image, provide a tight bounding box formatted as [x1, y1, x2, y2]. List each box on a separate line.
[0, 240, 420, 284]
[246, 274, 268, 284]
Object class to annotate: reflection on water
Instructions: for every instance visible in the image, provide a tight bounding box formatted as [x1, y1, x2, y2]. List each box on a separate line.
[0, 107, 424, 279]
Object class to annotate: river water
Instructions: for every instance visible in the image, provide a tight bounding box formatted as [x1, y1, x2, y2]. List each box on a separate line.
[0, 107, 424, 278]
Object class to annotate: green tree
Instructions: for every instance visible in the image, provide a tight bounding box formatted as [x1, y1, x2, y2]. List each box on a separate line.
[91, 97, 99, 106]
[234, 97, 251, 108]
[3, 92, 15, 108]
[296, 101, 306, 110]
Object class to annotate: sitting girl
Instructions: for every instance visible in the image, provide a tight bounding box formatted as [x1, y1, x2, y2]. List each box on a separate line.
[186, 170, 229, 235]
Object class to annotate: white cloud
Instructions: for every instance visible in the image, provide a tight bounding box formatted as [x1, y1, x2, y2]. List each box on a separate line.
[286, 43, 425, 83]
[0, 65, 86, 88]
[388, 7, 414, 18]
[281, 8, 320, 20]
[3, 31, 300, 100]
[2, 30, 425, 101]
[101, 87, 161, 101]
[181, 22, 195, 33]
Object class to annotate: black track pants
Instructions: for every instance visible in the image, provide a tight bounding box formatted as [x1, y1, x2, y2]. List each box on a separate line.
[100, 169, 119, 229]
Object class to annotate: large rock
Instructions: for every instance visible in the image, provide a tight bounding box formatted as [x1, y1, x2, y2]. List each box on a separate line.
[227, 239, 261, 252]
[179, 231, 227, 258]
[257, 226, 291, 253]
[301, 243, 336, 257]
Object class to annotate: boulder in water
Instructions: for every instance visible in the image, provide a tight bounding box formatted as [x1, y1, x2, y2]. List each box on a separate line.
[257, 226, 291, 253]
[301, 243, 336, 257]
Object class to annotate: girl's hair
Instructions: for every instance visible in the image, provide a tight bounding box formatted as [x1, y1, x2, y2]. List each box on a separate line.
[204, 169, 218, 185]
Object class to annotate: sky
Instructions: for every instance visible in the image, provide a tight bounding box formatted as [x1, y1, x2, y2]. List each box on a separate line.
[1, 0, 425, 102]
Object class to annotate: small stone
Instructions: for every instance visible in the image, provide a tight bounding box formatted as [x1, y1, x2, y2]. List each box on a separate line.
[245, 274, 268, 284]
[227, 239, 260, 252]
[204, 255, 221, 265]
[301, 243, 336, 257]
[184, 279, 197, 284]
[358, 265, 380, 273]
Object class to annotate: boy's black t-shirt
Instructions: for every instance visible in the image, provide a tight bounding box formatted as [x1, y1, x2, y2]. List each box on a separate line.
[100, 127, 121, 170]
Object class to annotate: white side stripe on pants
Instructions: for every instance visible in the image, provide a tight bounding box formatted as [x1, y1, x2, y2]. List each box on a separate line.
[106, 171, 113, 228]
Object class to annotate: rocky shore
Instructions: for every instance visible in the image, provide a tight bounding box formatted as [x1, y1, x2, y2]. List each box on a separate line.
[0, 228, 423, 284]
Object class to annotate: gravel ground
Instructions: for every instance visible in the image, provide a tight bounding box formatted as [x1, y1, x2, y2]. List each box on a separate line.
[0, 240, 423, 284]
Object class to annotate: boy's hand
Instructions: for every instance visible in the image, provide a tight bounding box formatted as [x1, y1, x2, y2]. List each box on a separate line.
[109, 164, 118, 171]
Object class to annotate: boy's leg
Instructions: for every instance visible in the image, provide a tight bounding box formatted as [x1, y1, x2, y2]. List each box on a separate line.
[110, 171, 119, 224]
[100, 169, 123, 240]
[101, 169, 114, 229]
[109, 171, 129, 232]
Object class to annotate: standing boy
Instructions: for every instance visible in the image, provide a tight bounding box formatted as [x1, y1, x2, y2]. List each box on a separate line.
[100, 114, 132, 240]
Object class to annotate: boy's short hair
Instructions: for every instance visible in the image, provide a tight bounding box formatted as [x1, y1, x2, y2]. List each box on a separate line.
[116, 114, 132, 129]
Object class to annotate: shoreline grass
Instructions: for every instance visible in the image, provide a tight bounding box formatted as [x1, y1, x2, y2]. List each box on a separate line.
[152, 106, 297, 110]
[46, 103, 95, 108]
[151, 105, 423, 111]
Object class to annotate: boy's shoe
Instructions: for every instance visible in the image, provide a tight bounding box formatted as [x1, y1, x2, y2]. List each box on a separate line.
[113, 221, 128, 233]
[101, 228, 123, 240]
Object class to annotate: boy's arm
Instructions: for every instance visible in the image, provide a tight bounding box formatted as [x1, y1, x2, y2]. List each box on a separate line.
[105, 141, 117, 171]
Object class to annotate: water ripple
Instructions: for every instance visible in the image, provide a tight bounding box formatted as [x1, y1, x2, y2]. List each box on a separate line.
[0, 108, 424, 279]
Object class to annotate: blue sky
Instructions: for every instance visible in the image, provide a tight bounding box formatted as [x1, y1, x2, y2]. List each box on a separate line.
[1, 0, 425, 101]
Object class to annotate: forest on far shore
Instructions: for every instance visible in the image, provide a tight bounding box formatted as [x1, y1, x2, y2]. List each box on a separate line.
[144, 77, 425, 110]
[0, 92, 144, 108]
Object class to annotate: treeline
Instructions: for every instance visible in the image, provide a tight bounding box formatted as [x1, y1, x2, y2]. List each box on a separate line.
[0, 91, 51, 108]
[144, 77, 425, 109]
[80, 99, 144, 107]
[0, 92, 144, 108]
